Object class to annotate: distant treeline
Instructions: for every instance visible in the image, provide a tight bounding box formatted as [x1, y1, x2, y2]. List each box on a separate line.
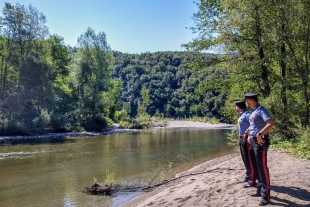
[113, 51, 227, 119]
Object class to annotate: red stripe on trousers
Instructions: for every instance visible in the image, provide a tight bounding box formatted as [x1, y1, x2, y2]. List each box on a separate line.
[262, 150, 270, 200]
[246, 140, 255, 185]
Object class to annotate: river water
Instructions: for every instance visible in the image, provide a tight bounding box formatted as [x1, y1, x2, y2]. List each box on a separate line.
[0, 127, 234, 207]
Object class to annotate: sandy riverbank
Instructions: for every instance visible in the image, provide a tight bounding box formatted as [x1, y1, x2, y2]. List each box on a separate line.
[120, 149, 310, 207]
[165, 120, 234, 128]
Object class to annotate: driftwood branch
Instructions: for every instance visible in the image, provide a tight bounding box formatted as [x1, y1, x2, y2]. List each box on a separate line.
[142, 167, 243, 190]
[147, 169, 162, 186]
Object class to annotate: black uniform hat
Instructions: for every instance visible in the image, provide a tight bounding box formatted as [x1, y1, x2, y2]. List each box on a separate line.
[244, 92, 258, 99]
[234, 99, 245, 104]
[234, 99, 246, 109]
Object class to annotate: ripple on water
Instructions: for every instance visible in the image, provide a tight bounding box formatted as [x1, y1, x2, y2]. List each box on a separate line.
[0, 150, 51, 160]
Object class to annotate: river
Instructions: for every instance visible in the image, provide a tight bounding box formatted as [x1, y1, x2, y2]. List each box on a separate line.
[0, 127, 234, 207]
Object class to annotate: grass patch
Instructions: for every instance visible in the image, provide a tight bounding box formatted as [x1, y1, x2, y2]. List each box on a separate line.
[271, 137, 310, 160]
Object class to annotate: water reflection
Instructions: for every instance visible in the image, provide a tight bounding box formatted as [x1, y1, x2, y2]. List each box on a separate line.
[0, 128, 233, 207]
[63, 194, 76, 207]
[0, 137, 77, 146]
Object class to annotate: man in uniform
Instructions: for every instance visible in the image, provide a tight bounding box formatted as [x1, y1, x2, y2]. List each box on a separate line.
[244, 93, 275, 206]
[234, 100, 255, 186]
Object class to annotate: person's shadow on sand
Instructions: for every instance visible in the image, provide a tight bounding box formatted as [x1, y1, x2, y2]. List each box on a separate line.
[269, 185, 310, 206]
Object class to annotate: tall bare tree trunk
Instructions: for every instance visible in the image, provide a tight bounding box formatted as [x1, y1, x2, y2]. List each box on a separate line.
[254, 4, 270, 98]
[303, 21, 310, 127]
[0, 44, 3, 100]
[280, 8, 287, 110]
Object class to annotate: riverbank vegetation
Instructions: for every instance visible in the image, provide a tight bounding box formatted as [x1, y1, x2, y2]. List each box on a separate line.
[84, 169, 119, 196]
[0, 2, 309, 157]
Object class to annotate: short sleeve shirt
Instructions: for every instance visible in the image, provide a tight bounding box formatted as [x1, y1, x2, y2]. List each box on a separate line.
[248, 104, 272, 137]
[238, 110, 250, 136]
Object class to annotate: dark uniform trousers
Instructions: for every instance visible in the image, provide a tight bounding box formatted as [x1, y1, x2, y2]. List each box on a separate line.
[239, 137, 252, 182]
[246, 139, 257, 186]
[250, 135, 271, 201]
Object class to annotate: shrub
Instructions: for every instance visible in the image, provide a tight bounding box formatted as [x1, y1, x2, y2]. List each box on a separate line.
[226, 128, 240, 152]
[33, 109, 51, 133]
[1, 119, 31, 135]
[115, 110, 131, 122]
[50, 113, 70, 132]
[82, 116, 108, 132]
[293, 128, 310, 159]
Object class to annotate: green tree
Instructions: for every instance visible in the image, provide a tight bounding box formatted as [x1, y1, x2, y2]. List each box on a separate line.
[140, 85, 151, 108]
[0, 2, 48, 100]
[0, 2, 54, 134]
[0, 52, 54, 134]
[104, 78, 123, 120]
[47, 35, 70, 83]
[277, 0, 310, 127]
[70, 27, 114, 128]
[44, 35, 74, 132]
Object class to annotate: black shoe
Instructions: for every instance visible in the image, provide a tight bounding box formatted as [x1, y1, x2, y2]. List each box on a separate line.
[250, 192, 261, 197]
[259, 198, 270, 206]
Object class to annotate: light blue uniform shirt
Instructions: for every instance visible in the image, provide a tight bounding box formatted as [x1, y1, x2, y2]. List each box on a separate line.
[238, 109, 250, 136]
[248, 104, 272, 137]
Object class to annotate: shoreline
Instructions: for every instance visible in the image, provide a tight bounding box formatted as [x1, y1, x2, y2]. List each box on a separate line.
[120, 149, 310, 207]
[0, 120, 234, 140]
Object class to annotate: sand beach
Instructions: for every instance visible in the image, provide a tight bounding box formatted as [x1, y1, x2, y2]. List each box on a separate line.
[121, 149, 310, 207]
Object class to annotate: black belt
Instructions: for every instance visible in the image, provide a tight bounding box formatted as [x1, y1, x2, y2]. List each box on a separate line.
[239, 136, 243, 139]
[250, 134, 269, 142]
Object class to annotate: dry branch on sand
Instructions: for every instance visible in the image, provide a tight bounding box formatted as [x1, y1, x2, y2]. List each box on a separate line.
[141, 167, 244, 190]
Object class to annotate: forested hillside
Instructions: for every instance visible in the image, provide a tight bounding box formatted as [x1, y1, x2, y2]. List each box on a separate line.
[113, 51, 227, 119]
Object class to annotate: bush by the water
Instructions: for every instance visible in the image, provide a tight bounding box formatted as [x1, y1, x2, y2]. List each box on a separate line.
[84, 182, 120, 196]
[81, 116, 108, 132]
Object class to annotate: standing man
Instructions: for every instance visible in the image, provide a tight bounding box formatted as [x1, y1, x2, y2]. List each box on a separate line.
[234, 100, 255, 186]
[244, 93, 275, 206]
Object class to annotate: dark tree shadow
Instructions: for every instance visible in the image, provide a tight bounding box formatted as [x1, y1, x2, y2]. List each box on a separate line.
[0, 137, 77, 146]
[268, 185, 310, 206]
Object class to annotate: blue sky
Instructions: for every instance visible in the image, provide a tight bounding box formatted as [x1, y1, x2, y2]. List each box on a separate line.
[2, 0, 198, 54]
